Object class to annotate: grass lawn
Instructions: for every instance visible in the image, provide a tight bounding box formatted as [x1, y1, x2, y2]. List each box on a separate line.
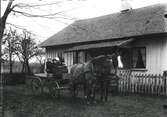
[3, 85, 166, 117]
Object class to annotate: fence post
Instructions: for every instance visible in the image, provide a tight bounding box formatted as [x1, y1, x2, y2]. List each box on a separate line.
[163, 71, 167, 96]
[128, 73, 131, 94]
[163, 71, 167, 108]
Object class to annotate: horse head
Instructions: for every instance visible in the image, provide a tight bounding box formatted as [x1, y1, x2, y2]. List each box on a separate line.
[89, 54, 118, 76]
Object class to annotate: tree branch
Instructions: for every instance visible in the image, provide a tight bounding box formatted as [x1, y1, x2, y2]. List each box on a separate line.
[6, 22, 29, 31]
[2, 1, 14, 19]
[16, 2, 62, 8]
[12, 9, 77, 20]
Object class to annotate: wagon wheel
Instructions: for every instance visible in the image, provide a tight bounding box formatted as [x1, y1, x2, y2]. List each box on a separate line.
[48, 81, 60, 98]
[31, 78, 43, 95]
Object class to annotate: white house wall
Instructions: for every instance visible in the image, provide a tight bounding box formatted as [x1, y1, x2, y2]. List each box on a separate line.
[161, 37, 167, 73]
[147, 39, 161, 74]
[132, 37, 167, 75]
[45, 36, 167, 75]
[46, 48, 58, 59]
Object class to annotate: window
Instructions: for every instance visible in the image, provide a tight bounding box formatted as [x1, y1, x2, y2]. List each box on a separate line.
[73, 51, 79, 64]
[57, 51, 64, 62]
[132, 47, 146, 68]
[73, 51, 86, 64]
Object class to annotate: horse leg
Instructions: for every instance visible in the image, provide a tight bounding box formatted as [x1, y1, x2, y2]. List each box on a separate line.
[105, 81, 109, 102]
[72, 84, 76, 97]
[74, 84, 78, 97]
[100, 81, 104, 102]
[88, 85, 95, 104]
[83, 83, 87, 99]
[92, 86, 96, 104]
[85, 82, 92, 105]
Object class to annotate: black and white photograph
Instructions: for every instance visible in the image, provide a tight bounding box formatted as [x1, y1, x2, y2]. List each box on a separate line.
[1, 0, 167, 117]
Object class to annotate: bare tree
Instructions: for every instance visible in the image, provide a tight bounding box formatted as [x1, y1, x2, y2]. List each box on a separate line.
[2, 28, 19, 73]
[35, 48, 45, 73]
[15, 31, 38, 74]
[0, 1, 14, 73]
[0, 0, 79, 74]
[0, 1, 81, 116]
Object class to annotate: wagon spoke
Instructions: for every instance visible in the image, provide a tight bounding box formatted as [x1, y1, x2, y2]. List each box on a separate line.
[31, 78, 42, 95]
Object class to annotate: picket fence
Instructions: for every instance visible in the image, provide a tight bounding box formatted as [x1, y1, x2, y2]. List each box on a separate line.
[117, 70, 167, 96]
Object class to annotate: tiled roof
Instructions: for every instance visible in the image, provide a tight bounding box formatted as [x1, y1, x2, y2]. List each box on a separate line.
[40, 4, 167, 47]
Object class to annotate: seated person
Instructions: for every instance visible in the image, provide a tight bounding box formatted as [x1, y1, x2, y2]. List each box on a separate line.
[52, 57, 60, 70]
[52, 57, 63, 78]
[46, 58, 53, 73]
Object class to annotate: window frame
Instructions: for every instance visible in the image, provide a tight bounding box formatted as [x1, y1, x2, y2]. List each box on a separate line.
[131, 47, 146, 69]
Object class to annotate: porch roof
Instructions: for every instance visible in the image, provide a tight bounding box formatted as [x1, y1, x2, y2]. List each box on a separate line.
[66, 39, 133, 51]
[40, 4, 167, 47]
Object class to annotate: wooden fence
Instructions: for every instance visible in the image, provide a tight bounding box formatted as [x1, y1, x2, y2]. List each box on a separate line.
[117, 71, 167, 96]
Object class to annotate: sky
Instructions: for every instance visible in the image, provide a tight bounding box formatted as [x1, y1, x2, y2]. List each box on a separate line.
[1, 0, 167, 44]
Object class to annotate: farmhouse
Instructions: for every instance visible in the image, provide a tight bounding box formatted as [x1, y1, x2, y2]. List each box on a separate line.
[40, 4, 167, 75]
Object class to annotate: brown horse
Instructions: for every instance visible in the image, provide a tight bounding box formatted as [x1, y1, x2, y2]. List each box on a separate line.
[69, 54, 118, 103]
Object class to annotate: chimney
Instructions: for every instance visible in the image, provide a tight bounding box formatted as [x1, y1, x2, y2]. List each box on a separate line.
[121, 0, 132, 13]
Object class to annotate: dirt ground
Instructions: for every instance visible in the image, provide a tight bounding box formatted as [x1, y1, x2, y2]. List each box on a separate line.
[2, 85, 167, 117]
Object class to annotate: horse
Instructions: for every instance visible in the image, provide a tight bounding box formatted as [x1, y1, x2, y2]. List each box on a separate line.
[69, 54, 119, 104]
[69, 61, 97, 104]
[90, 54, 118, 102]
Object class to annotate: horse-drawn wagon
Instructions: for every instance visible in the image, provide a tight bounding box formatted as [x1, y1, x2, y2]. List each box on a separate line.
[29, 59, 70, 97]
[30, 73, 70, 97]
[28, 54, 120, 103]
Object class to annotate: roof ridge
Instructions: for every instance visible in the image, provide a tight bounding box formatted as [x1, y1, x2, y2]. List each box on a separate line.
[74, 3, 167, 22]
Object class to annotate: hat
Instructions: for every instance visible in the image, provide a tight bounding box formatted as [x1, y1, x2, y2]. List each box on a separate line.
[55, 57, 59, 61]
